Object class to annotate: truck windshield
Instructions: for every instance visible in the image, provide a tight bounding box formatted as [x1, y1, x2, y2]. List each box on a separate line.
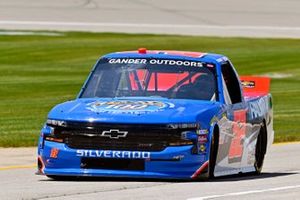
[80, 57, 217, 101]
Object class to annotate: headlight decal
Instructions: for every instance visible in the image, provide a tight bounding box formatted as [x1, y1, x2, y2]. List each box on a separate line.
[46, 119, 67, 127]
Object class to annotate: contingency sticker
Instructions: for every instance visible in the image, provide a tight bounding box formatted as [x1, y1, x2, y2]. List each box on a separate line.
[241, 80, 255, 88]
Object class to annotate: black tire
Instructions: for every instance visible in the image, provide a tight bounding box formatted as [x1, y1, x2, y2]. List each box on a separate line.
[254, 124, 267, 174]
[46, 175, 77, 181]
[209, 131, 219, 179]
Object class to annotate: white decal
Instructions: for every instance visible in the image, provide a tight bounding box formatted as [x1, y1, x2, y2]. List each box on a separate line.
[108, 58, 203, 67]
[76, 150, 151, 159]
[109, 58, 147, 64]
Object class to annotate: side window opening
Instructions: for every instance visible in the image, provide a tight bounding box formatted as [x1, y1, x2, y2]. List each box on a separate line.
[222, 75, 232, 105]
[221, 62, 242, 104]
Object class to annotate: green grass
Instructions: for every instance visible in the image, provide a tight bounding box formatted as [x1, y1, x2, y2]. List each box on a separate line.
[0, 31, 299, 146]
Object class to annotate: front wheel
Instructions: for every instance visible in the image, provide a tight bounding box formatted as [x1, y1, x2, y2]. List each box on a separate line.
[195, 130, 219, 181]
[209, 132, 219, 178]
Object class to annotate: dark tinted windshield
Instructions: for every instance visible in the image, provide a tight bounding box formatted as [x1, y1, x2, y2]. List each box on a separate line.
[80, 58, 217, 101]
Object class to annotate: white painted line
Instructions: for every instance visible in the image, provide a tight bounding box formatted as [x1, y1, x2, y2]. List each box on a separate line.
[1, 20, 300, 31]
[187, 185, 300, 200]
[259, 73, 293, 79]
[273, 141, 300, 146]
[0, 31, 63, 36]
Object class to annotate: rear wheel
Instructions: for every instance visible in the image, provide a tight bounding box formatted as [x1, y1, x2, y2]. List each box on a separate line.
[254, 123, 267, 174]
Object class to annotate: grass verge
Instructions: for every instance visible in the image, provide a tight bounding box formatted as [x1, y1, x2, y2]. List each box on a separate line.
[0, 31, 299, 146]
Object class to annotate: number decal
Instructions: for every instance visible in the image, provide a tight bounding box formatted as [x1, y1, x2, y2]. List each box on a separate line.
[228, 109, 247, 162]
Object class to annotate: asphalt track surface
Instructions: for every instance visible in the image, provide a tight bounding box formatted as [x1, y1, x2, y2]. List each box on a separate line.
[0, 142, 300, 200]
[1, 1, 300, 200]
[1, 0, 300, 38]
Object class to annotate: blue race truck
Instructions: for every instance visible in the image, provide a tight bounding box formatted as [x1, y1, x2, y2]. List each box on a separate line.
[37, 49, 273, 180]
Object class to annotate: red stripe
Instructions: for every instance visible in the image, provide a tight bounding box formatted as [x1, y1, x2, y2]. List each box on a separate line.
[122, 50, 206, 58]
[191, 161, 209, 179]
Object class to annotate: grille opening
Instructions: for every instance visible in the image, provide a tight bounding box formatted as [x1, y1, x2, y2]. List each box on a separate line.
[48, 122, 196, 151]
[81, 158, 145, 171]
[65, 135, 168, 151]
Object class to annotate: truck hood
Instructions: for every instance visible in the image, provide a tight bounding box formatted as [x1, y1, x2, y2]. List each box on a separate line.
[48, 98, 221, 124]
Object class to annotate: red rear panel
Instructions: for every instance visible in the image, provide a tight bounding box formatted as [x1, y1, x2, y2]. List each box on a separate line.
[240, 76, 270, 98]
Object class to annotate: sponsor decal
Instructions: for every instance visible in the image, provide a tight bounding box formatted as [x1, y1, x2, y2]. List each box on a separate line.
[199, 144, 206, 153]
[169, 123, 198, 129]
[101, 129, 128, 139]
[76, 150, 151, 159]
[47, 119, 66, 127]
[196, 129, 208, 135]
[241, 80, 255, 88]
[172, 155, 185, 161]
[86, 100, 175, 114]
[198, 135, 208, 143]
[50, 148, 59, 158]
[249, 96, 269, 119]
[109, 58, 147, 64]
[108, 58, 203, 68]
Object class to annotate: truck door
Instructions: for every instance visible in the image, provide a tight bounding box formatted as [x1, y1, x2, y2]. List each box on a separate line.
[214, 61, 248, 176]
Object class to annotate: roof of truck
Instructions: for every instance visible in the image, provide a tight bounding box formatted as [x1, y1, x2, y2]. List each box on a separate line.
[103, 48, 227, 63]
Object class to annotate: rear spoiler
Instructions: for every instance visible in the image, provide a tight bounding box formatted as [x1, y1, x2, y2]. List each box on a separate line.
[240, 76, 271, 98]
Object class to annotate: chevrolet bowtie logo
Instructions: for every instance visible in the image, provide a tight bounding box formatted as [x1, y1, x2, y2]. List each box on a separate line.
[101, 129, 128, 139]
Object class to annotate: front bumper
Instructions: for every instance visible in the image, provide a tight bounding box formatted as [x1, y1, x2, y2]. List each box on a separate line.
[38, 141, 209, 179]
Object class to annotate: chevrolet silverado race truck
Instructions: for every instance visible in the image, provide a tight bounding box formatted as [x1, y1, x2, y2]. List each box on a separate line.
[37, 49, 274, 180]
